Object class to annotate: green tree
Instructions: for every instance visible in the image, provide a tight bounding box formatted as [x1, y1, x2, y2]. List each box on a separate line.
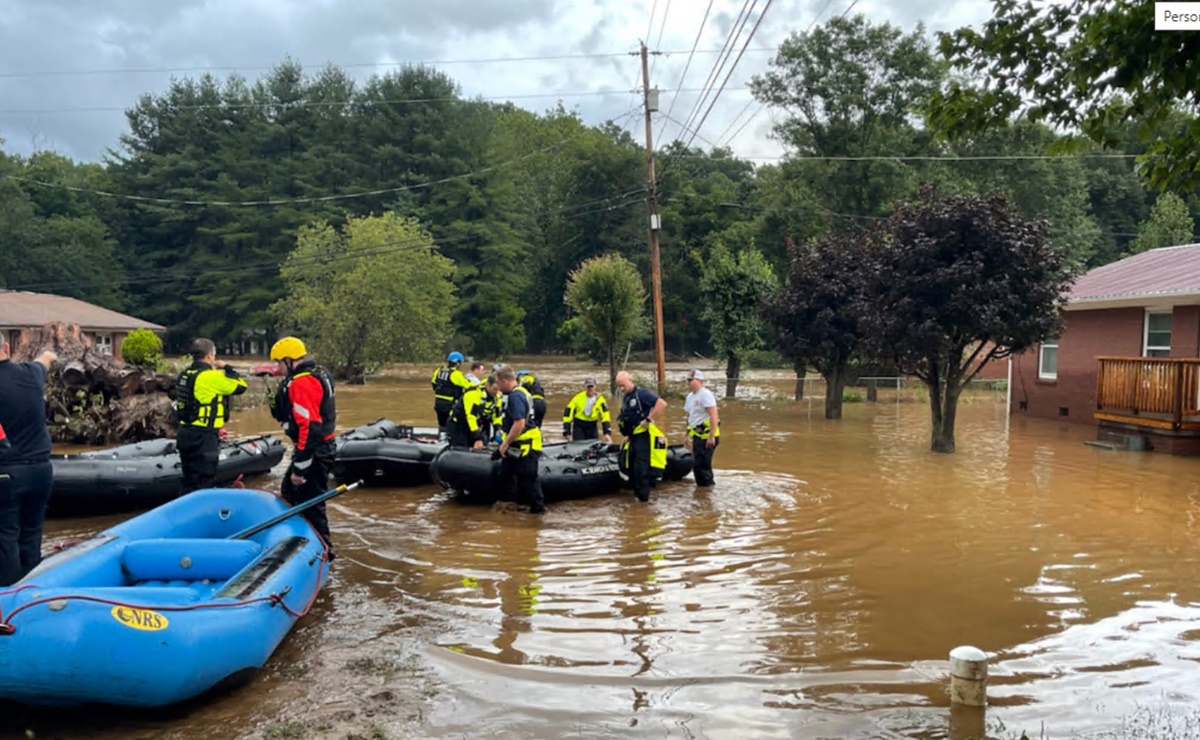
[699, 242, 776, 398]
[120, 328, 164, 368]
[272, 212, 455, 382]
[563, 254, 649, 395]
[1125, 192, 1194, 257]
[927, 0, 1200, 191]
[749, 15, 947, 220]
[862, 186, 1076, 453]
[764, 232, 872, 419]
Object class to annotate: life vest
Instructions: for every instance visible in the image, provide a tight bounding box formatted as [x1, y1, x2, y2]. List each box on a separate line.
[449, 384, 491, 437]
[687, 419, 720, 440]
[503, 386, 543, 456]
[431, 366, 466, 402]
[175, 363, 231, 428]
[271, 362, 337, 443]
[621, 421, 667, 470]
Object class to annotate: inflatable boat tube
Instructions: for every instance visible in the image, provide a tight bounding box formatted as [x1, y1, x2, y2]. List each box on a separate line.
[48, 435, 286, 519]
[330, 418, 447, 487]
[430, 440, 623, 502]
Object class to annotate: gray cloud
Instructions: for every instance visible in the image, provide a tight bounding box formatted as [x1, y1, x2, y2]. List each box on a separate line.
[0, 0, 990, 163]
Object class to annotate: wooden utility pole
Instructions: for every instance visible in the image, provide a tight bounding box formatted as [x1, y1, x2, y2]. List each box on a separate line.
[640, 42, 667, 395]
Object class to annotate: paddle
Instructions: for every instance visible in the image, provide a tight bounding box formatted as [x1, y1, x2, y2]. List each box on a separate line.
[227, 480, 363, 541]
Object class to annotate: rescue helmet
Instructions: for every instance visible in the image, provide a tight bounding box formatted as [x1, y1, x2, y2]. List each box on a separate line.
[270, 336, 307, 361]
[447, 351, 465, 363]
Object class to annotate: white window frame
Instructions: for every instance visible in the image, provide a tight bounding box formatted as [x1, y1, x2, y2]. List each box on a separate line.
[1038, 338, 1058, 380]
[94, 333, 113, 356]
[1144, 310, 1173, 358]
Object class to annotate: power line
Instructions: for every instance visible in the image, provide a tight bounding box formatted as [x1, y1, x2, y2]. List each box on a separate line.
[654, 0, 714, 145]
[0, 89, 753, 115]
[648, 0, 674, 83]
[724, 0, 859, 147]
[1, 107, 643, 207]
[678, 0, 755, 142]
[667, 152, 1141, 161]
[684, 0, 775, 149]
[11, 190, 649, 294]
[0, 48, 784, 80]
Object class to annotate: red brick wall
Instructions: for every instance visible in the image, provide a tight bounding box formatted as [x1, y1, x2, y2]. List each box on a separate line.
[1010, 307, 1145, 424]
[1171, 306, 1200, 357]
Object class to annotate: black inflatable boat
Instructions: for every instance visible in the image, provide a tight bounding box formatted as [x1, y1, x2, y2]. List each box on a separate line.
[430, 440, 693, 503]
[48, 434, 286, 518]
[330, 418, 447, 487]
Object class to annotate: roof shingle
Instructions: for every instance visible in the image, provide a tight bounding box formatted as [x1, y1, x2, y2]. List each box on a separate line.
[1069, 243, 1200, 302]
[0, 291, 164, 331]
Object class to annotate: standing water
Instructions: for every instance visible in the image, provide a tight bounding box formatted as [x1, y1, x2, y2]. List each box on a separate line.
[7, 360, 1200, 739]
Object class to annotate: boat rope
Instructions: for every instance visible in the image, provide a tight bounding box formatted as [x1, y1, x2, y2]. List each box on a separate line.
[0, 536, 330, 634]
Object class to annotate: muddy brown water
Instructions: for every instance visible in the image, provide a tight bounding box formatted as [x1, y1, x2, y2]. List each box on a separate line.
[5, 359, 1200, 738]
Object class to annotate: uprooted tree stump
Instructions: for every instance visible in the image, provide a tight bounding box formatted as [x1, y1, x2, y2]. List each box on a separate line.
[12, 322, 179, 445]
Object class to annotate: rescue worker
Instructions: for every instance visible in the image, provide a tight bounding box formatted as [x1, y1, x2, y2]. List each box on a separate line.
[447, 374, 500, 449]
[683, 369, 720, 486]
[495, 366, 544, 513]
[562, 377, 612, 442]
[615, 371, 667, 503]
[173, 338, 248, 494]
[431, 351, 473, 432]
[516, 369, 547, 429]
[0, 337, 57, 586]
[269, 336, 338, 559]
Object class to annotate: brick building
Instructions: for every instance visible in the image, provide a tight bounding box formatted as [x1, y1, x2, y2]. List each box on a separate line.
[1010, 243, 1200, 454]
[0, 291, 165, 357]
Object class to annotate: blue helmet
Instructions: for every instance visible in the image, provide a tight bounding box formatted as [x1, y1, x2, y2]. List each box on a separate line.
[516, 369, 530, 378]
[447, 351, 464, 363]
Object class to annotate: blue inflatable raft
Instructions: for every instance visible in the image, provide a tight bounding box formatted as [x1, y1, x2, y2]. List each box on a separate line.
[0, 486, 339, 708]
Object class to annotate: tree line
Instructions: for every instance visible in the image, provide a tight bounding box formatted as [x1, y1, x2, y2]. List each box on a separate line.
[0, 8, 1193, 453]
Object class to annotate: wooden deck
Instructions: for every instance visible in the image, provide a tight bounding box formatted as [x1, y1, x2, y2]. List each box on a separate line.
[1095, 357, 1200, 433]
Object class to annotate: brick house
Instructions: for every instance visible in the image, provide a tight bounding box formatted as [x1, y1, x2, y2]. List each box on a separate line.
[0, 291, 165, 357]
[1009, 243, 1200, 454]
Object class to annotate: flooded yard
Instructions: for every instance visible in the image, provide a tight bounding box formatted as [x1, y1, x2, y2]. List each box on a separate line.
[9, 360, 1200, 739]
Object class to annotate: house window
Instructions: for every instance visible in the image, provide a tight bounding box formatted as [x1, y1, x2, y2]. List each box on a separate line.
[1038, 338, 1058, 380]
[94, 333, 113, 356]
[1144, 311, 1172, 357]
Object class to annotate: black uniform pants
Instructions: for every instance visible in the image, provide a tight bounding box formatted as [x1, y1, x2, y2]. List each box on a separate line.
[435, 399, 454, 432]
[177, 425, 221, 494]
[0, 461, 53, 586]
[689, 433, 718, 487]
[281, 442, 336, 550]
[627, 433, 653, 502]
[573, 423, 599, 440]
[500, 452, 544, 512]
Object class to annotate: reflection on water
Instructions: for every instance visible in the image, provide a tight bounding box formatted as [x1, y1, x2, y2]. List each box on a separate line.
[17, 361, 1200, 738]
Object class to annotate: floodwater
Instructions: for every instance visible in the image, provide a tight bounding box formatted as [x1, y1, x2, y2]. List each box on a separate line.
[7, 359, 1200, 739]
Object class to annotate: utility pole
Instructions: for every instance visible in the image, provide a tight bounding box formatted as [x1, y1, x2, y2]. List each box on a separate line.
[640, 42, 667, 395]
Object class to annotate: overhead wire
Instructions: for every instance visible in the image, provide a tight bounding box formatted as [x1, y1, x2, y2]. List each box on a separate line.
[683, 0, 775, 150]
[648, 0, 673, 82]
[722, 0, 860, 147]
[10, 188, 649, 294]
[2, 106, 643, 207]
[676, 0, 748, 141]
[0, 48, 784, 80]
[654, 0, 714, 146]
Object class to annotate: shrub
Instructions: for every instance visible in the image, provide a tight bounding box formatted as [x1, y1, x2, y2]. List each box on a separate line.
[120, 328, 163, 368]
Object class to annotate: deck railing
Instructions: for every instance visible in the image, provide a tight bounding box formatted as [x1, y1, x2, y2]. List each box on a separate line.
[1095, 357, 1200, 428]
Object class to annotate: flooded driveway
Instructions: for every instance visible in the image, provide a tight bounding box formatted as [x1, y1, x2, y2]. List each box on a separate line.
[8, 360, 1200, 738]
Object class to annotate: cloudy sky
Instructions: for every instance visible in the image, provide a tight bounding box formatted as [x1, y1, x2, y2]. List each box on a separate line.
[0, 0, 993, 164]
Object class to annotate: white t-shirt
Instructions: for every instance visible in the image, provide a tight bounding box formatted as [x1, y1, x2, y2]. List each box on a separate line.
[684, 387, 718, 429]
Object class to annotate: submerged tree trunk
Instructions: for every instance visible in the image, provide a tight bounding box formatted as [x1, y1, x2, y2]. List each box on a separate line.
[822, 365, 848, 419]
[794, 360, 806, 401]
[926, 362, 961, 453]
[725, 353, 740, 398]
